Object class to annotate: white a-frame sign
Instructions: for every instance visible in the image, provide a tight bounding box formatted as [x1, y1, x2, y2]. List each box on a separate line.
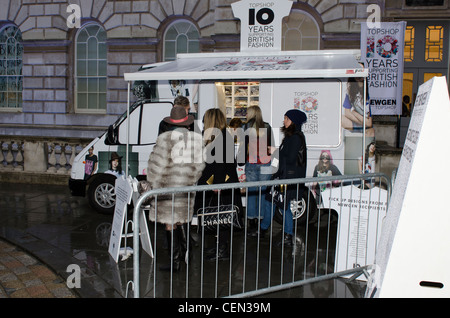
[367, 76, 450, 297]
[108, 176, 153, 263]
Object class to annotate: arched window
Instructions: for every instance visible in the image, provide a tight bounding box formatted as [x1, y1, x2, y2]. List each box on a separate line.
[75, 23, 107, 112]
[163, 21, 200, 61]
[282, 11, 320, 51]
[0, 25, 23, 109]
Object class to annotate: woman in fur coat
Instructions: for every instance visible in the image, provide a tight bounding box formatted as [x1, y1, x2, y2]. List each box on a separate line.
[147, 106, 205, 271]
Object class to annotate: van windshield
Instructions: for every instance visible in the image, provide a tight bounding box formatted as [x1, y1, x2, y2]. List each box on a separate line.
[113, 100, 143, 128]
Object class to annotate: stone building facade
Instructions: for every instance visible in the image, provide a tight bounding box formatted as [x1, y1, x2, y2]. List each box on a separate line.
[0, 0, 449, 181]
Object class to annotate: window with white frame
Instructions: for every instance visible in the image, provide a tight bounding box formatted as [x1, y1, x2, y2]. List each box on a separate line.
[163, 21, 200, 61]
[282, 11, 320, 51]
[75, 23, 107, 112]
[0, 25, 23, 110]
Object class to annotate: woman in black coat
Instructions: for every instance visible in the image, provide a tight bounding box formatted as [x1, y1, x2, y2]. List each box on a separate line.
[194, 108, 243, 260]
[258, 109, 307, 245]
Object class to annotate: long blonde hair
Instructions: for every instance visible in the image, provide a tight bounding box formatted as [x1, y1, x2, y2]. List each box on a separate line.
[246, 106, 265, 137]
[203, 108, 227, 145]
[247, 106, 265, 135]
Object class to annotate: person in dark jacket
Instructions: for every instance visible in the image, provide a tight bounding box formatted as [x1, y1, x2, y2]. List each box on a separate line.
[194, 108, 243, 261]
[257, 109, 308, 246]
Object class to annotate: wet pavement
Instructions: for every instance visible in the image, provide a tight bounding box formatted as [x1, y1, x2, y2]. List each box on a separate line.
[0, 182, 366, 298]
[0, 238, 77, 298]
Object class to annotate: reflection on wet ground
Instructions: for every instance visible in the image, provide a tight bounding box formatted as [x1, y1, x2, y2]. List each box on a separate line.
[0, 182, 366, 298]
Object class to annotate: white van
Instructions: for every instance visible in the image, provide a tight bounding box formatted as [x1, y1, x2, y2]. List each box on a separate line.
[69, 50, 372, 218]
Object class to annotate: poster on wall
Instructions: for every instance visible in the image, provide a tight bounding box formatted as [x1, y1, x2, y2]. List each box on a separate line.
[341, 78, 375, 138]
[231, 0, 293, 52]
[360, 22, 406, 115]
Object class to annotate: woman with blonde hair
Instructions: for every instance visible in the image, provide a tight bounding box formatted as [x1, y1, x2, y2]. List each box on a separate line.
[195, 108, 243, 261]
[202, 108, 227, 144]
[239, 106, 274, 235]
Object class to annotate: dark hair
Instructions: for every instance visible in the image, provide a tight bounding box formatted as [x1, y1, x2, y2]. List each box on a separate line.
[364, 141, 377, 164]
[281, 122, 297, 137]
[110, 158, 123, 172]
[347, 78, 369, 106]
[174, 96, 190, 108]
[229, 117, 243, 128]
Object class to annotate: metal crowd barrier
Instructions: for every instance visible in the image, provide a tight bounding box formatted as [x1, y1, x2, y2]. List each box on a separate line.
[130, 173, 391, 298]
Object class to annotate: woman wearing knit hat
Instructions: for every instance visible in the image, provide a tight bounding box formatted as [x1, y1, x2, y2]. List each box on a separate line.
[256, 109, 308, 246]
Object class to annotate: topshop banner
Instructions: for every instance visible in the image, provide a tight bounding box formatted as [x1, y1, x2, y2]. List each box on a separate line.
[361, 22, 406, 115]
[271, 80, 341, 147]
[232, 0, 292, 52]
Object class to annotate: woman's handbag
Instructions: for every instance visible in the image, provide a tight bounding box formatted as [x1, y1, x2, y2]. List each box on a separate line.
[196, 199, 242, 233]
[265, 183, 286, 210]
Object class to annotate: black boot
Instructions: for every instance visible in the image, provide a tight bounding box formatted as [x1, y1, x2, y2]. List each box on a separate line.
[177, 224, 190, 264]
[205, 243, 229, 261]
[160, 229, 181, 272]
[247, 219, 258, 236]
[249, 227, 267, 238]
[278, 234, 293, 247]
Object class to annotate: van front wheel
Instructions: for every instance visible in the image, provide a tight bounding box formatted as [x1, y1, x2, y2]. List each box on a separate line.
[274, 190, 317, 226]
[88, 174, 116, 214]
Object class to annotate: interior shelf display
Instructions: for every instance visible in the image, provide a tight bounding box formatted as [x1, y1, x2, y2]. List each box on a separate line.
[218, 82, 259, 119]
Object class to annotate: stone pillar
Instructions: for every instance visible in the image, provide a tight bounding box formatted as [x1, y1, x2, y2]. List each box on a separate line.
[23, 142, 47, 172]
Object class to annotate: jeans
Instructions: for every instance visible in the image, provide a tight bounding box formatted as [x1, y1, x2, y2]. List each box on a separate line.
[245, 162, 272, 219]
[260, 198, 294, 236]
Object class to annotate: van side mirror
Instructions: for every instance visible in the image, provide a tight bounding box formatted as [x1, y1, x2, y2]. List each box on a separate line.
[105, 125, 118, 145]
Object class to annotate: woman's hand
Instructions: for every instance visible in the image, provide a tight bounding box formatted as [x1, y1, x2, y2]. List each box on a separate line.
[268, 146, 277, 155]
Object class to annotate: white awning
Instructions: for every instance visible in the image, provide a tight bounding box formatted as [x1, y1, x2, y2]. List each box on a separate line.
[124, 49, 368, 82]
